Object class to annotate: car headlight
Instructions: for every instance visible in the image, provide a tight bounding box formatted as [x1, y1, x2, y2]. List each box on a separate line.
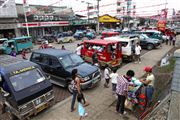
[83, 76, 90, 81]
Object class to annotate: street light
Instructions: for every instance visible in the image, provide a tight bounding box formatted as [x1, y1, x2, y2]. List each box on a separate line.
[96, 0, 100, 35]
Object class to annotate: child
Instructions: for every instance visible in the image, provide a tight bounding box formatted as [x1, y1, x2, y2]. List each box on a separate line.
[77, 94, 88, 120]
[110, 69, 118, 95]
[104, 65, 111, 88]
[10, 48, 16, 57]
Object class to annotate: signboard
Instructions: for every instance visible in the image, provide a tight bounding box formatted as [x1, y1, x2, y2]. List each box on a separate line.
[18, 21, 69, 28]
[157, 9, 167, 31]
[99, 15, 120, 23]
[0, 0, 17, 18]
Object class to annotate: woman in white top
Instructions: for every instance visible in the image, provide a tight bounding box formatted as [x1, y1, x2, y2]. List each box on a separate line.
[110, 69, 118, 94]
[135, 43, 142, 63]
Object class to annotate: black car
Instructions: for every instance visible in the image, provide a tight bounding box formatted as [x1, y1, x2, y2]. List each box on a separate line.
[30, 48, 101, 93]
[138, 34, 162, 50]
[0, 55, 54, 119]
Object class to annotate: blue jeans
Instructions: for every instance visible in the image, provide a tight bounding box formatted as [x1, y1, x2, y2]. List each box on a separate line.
[112, 83, 117, 93]
[145, 86, 154, 105]
[71, 90, 78, 111]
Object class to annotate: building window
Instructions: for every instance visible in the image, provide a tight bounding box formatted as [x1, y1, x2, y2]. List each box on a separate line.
[117, 2, 121, 6]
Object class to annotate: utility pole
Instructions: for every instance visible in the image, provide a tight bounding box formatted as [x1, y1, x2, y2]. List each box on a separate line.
[23, 1, 30, 36]
[96, 0, 100, 34]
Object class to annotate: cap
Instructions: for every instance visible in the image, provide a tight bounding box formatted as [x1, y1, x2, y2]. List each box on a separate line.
[144, 66, 152, 72]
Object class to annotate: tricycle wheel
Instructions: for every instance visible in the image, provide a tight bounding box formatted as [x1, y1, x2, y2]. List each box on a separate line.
[67, 82, 73, 94]
[7, 111, 18, 120]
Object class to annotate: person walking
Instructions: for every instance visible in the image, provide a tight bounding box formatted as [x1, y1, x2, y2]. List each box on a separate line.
[172, 35, 176, 46]
[10, 48, 16, 57]
[77, 94, 88, 120]
[104, 65, 111, 88]
[135, 43, 142, 64]
[71, 69, 88, 112]
[61, 45, 66, 50]
[140, 66, 155, 108]
[92, 51, 98, 65]
[169, 35, 173, 46]
[116, 70, 135, 115]
[110, 69, 118, 95]
[21, 49, 27, 60]
[75, 44, 82, 56]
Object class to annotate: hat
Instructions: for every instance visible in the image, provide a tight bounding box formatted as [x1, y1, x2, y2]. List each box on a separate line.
[144, 66, 152, 72]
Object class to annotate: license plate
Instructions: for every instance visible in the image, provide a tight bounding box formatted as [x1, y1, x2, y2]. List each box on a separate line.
[93, 78, 99, 84]
[37, 104, 48, 113]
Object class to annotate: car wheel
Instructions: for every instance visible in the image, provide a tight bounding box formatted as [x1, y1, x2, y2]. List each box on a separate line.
[59, 41, 63, 44]
[147, 44, 154, 50]
[68, 82, 73, 94]
[26, 48, 31, 53]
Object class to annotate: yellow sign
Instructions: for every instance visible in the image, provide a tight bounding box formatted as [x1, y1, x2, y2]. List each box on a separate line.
[12, 66, 35, 75]
[99, 15, 120, 23]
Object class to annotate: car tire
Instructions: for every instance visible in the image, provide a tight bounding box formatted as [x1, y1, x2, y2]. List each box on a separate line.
[69, 40, 72, 43]
[67, 82, 73, 94]
[59, 41, 63, 44]
[147, 44, 154, 50]
[26, 48, 31, 53]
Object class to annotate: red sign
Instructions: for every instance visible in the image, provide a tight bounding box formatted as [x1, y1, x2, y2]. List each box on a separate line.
[157, 9, 167, 31]
[19, 21, 69, 28]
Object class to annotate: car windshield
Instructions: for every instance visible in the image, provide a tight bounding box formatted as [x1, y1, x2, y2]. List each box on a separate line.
[141, 34, 149, 39]
[59, 54, 84, 68]
[10, 68, 45, 91]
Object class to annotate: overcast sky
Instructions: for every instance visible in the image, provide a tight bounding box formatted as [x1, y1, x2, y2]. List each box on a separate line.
[15, 0, 180, 16]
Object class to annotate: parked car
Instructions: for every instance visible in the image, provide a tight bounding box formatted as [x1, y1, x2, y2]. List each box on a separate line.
[57, 36, 75, 44]
[0, 38, 8, 45]
[135, 30, 165, 43]
[138, 34, 162, 50]
[101, 31, 120, 39]
[174, 27, 180, 35]
[30, 48, 101, 93]
[0, 36, 33, 54]
[0, 55, 54, 120]
[104, 34, 140, 61]
[73, 31, 84, 40]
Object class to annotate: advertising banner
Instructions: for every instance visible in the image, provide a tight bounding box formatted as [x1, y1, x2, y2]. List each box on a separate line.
[157, 9, 167, 31]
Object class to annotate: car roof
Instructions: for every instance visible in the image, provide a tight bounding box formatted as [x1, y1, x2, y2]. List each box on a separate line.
[0, 38, 8, 41]
[0, 55, 38, 75]
[33, 48, 72, 57]
[145, 30, 161, 33]
[12, 36, 32, 40]
[104, 36, 138, 42]
[84, 39, 119, 45]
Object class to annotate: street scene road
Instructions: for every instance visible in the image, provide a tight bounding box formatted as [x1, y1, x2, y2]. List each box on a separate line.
[0, 0, 180, 120]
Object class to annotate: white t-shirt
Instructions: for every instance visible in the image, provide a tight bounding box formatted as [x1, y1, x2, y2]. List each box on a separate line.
[110, 73, 118, 84]
[104, 68, 110, 79]
[135, 45, 141, 55]
[75, 46, 82, 55]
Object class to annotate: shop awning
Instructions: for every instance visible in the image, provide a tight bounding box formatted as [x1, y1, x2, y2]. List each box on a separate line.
[99, 14, 121, 23]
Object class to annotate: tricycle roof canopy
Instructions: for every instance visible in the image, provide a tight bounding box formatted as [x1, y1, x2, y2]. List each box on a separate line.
[84, 39, 119, 45]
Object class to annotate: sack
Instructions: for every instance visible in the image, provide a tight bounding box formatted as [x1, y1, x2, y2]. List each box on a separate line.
[125, 99, 134, 110]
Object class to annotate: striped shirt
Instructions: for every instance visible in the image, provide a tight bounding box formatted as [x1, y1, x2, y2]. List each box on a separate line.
[116, 75, 129, 96]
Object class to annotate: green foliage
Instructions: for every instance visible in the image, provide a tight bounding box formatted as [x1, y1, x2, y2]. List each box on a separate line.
[158, 57, 176, 73]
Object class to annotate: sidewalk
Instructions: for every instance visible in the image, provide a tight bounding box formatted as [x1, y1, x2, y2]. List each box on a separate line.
[33, 44, 173, 120]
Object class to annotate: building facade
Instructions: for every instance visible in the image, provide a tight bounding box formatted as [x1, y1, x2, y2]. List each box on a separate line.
[0, 0, 18, 39]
